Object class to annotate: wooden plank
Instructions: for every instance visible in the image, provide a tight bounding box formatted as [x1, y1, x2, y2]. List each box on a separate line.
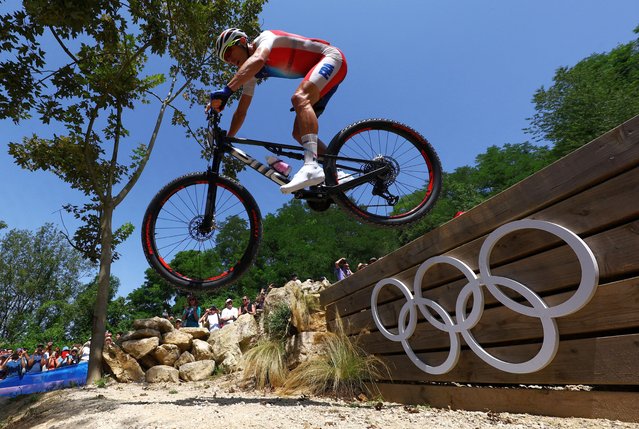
[327, 218, 639, 322]
[371, 383, 639, 422]
[325, 167, 639, 320]
[321, 114, 639, 307]
[376, 333, 639, 385]
[355, 277, 639, 353]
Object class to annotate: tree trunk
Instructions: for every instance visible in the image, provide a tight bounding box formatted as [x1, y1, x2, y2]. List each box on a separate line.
[86, 200, 114, 384]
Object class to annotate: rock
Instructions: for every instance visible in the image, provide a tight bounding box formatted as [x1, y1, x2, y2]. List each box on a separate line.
[300, 279, 328, 294]
[208, 325, 242, 371]
[264, 283, 297, 317]
[173, 351, 195, 369]
[102, 343, 145, 383]
[153, 344, 181, 366]
[139, 354, 159, 370]
[191, 339, 215, 361]
[180, 327, 210, 340]
[120, 328, 161, 342]
[235, 314, 259, 351]
[146, 365, 180, 383]
[121, 337, 159, 360]
[179, 360, 216, 382]
[285, 331, 331, 369]
[307, 311, 327, 332]
[132, 316, 174, 333]
[163, 329, 193, 351]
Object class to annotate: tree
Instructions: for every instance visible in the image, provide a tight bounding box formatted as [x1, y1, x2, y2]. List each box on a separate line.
[1, 0, 265, 382]
[0, 223, 88, 345]
[527, 25, 639, 157]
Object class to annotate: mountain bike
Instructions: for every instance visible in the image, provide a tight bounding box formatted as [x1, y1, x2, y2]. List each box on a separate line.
[142, 111, 442, 291]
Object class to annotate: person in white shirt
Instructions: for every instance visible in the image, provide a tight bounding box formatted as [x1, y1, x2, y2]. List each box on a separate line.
[220, 298, 239, 326]
[200, 306, 221, 332]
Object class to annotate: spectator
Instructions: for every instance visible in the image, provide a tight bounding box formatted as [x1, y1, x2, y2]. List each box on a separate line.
[254, 289, 266, 311]
[357, 262, 367, 271]
[200, 306, 221, 332]
[0, 351, 25, 378]
[175, 319, 183, 329]
[182, 295, 201, 328]
[68, 348, 80, 365]
[80, 341, 90, 362]
[220, 298, 238, 326]
[334, 257, 353, 281]
[47, 350, 60, 370]
[239, 296, 255, 316]
[369, 257, 378, 264]
[27, 344, 45, 373]
[58, 347, 71, 367]
[289, 273, 302, 285]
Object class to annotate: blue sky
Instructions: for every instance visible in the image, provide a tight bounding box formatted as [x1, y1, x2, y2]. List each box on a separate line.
[1, 0, 638, 297]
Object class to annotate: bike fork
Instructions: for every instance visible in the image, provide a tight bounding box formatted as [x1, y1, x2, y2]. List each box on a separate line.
[200, 151, 224, 233]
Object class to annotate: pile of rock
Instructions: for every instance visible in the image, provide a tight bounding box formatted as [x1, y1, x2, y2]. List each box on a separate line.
[103, 313, 259, 383]
[102, 279, 331, 383]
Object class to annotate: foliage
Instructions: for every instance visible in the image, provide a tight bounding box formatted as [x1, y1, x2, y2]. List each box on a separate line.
[0, 0, 266, 381]
[0, 223, 89, 345]
[527, 26, 639, 157]
[66, 275, 129, 340]
[281, 319, 389, 398]
[241, 339, 288, 389]
[265, 304, 292, 341]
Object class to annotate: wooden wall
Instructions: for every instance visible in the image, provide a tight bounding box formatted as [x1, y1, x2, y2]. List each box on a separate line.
[319, 114, 639, 422]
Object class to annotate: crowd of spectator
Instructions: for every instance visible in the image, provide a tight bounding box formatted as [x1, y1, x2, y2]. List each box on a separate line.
[170, 288, 269, 333]
[0, 340, 90, 380]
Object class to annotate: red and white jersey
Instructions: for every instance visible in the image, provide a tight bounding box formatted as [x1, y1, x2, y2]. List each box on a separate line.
[242, 30, 347, 98]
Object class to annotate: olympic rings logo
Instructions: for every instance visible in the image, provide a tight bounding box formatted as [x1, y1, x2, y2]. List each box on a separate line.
[371, 220, 599, 375]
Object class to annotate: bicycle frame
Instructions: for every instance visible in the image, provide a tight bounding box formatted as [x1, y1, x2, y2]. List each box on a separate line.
[199, 112, 392, 232]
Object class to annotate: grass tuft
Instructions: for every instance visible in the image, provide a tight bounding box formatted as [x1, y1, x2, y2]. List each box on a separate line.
[281, 317, 389, 399]
[241, 338, 288, 389]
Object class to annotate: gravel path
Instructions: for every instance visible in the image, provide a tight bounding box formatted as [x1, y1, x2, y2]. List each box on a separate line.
[1, 376, 637, 429]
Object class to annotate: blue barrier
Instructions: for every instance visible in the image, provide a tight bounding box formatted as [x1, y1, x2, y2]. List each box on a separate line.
[0, 362, 89, 397]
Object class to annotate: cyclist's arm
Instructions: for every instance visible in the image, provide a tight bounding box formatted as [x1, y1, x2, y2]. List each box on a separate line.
[227, 45, 270, 91]
[228, 93, 252, 137]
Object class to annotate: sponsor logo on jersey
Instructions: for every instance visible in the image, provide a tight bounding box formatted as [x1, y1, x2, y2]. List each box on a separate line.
[318, 63, 334, 80]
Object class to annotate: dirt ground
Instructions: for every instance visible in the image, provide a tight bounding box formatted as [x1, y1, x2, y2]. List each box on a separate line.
[1, 375, 637, 429]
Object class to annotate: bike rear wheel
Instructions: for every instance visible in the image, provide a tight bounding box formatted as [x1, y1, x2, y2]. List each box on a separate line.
[324, 119, 442, 227]
[142, 172, 262, 291]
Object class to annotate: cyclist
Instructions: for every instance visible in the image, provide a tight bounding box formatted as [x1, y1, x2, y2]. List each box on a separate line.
[207, 28, 348, 193]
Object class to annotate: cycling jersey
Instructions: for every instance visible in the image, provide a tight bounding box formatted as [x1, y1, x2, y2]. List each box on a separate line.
[242, 30, 347, 104]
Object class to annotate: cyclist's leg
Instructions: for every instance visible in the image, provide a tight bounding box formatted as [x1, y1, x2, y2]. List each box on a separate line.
[281, 81, 324, 194]
[282, 53, 347, 193]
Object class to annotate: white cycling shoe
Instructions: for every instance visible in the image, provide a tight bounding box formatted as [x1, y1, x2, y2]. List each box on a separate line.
[280, 163, 325, 194]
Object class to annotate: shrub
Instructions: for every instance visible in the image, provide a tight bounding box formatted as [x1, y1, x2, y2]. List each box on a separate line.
[265, 304, 292, 340]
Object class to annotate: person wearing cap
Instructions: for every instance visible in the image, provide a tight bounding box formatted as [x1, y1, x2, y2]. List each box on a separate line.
[220, 298, 238, 326]
[182, 295, 202, 328]
[200, 306, 221, 332]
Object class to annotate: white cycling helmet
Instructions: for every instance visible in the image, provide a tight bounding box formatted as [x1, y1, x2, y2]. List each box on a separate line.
[216, 28, 248, 62]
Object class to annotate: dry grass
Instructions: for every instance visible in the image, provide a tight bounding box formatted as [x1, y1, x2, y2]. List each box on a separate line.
[280, 318, 389, 398]
[241, 339, 288, 389]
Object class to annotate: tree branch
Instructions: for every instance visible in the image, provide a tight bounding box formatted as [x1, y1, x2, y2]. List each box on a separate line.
[83, 104, 105, 200]
[49, 27, 80, 65]
[113, 76, 178, 206]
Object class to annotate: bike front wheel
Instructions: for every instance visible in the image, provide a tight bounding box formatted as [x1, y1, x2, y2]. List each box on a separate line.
[142, 173, 262, 291]
[324, 119, 442, 227]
